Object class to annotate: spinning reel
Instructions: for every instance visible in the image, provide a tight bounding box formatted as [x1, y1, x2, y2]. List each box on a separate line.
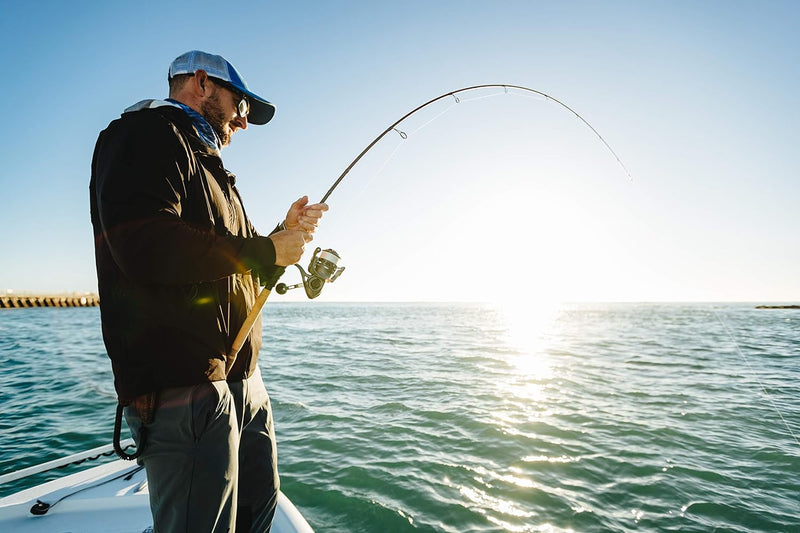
[276, 247, 345, 299]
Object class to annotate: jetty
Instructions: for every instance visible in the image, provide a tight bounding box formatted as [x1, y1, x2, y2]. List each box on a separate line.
[755, 305, 800, 309]
[0, 294, 99, 308]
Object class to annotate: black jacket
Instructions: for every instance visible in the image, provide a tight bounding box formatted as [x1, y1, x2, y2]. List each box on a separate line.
[90, 101, 282, 402]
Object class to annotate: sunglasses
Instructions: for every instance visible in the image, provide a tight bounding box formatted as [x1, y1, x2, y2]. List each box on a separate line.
[209, 77, 250, 119]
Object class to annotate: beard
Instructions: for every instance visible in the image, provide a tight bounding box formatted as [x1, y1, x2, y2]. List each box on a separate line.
[200, 92, 232, 146]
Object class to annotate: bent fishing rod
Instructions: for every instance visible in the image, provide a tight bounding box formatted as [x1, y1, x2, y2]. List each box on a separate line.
[226, 83, 632, 371]
[321, 83, 631, 204]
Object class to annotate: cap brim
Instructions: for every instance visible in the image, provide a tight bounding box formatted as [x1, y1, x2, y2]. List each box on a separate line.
[243, 89, 275, 125]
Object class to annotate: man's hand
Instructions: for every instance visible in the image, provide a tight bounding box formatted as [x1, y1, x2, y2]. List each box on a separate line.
[284, 196, 329, 235]
[269, 229, 311, 267]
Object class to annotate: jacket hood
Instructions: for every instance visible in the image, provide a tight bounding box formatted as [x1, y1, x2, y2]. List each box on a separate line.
[123, 99, 181, 114]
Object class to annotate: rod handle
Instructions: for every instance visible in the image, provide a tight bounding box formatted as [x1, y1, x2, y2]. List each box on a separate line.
[226, 287, 272, 374]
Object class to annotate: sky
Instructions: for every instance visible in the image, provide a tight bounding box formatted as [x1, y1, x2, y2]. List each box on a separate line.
[0, 0, 798, 303]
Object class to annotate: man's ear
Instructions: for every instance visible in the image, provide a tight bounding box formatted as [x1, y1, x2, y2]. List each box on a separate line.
[194, 70, 209, 95]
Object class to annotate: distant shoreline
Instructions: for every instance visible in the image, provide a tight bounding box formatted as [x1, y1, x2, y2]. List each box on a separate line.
[0, 294, 99, 308]
[1, 296, 797, 310]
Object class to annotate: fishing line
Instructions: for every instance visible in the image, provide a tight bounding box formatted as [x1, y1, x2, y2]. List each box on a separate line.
[341, 100, 462, 203]
[343, 130, 413, 204]
[712, 307, 800, 449]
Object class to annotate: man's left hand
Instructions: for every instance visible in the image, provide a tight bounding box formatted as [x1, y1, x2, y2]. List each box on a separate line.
[284, 196, 329, 235]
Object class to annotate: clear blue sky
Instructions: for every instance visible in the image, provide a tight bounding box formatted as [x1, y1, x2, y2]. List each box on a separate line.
[1, 1, 798, 303]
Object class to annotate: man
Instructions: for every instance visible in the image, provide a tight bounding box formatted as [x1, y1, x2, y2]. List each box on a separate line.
[90, 50, 327, 532]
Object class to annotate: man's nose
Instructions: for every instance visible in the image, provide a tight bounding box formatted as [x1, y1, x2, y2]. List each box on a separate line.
[232, 114, 248, 130]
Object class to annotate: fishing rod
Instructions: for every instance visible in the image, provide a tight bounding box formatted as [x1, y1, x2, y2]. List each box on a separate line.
[321, 83, 632, 203]
[225, 84, 631, 371]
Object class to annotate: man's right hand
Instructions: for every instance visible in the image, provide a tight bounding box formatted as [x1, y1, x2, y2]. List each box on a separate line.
[269, 229, 312, 266]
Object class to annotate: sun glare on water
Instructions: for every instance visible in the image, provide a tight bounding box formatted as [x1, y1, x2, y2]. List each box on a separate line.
[494, 295, 561, 376]
[482, 291, 563, 422]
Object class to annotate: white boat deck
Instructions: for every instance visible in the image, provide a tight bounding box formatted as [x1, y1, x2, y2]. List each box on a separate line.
[0, 449, 313, 533]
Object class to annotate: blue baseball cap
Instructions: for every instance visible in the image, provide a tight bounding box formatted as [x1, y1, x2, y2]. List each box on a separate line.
[168, 50, 276, 125]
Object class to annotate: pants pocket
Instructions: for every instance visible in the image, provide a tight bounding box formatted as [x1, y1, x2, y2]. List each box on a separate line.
[192, 380, 232, 440]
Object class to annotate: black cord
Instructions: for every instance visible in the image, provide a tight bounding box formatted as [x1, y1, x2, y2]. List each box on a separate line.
[113, 403, 146, 461]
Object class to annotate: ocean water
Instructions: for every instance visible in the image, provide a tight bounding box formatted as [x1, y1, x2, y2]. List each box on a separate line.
[0, 303, 798, 532]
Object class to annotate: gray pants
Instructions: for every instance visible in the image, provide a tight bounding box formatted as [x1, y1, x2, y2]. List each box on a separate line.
[125, 367, 279, 532]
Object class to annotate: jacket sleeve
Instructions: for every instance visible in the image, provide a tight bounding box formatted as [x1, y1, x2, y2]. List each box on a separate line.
[92, 111, 276, 285]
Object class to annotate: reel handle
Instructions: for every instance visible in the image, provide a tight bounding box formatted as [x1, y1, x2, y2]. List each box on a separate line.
[275, 282, 303, 294]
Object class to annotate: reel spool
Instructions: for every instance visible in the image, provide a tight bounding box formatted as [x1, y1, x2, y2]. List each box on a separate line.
[276, 247, 345, 299]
